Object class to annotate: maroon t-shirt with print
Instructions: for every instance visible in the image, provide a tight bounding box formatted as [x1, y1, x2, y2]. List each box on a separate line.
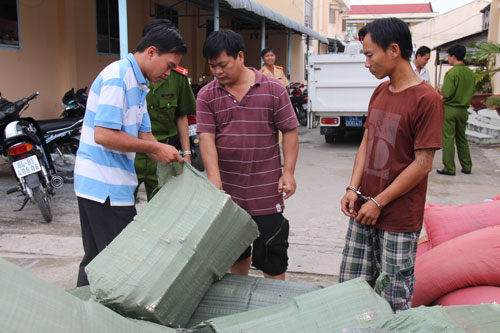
[362, 80, 444, 232]
[196, 68, 299, 216]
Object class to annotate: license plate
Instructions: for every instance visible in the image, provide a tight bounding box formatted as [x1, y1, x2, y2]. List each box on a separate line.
[12, 155, 41, 178]
[188, 124, 197, 136]
[345, 116, 363, 127]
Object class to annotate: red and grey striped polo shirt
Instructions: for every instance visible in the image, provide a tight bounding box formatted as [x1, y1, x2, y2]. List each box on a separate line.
[196, 68, 298, 216]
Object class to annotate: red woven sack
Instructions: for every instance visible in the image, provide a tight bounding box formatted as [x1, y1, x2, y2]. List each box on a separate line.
[433, 286, 500, 306]
[412, 225, 500, 307]
[424, 200, 500, 247]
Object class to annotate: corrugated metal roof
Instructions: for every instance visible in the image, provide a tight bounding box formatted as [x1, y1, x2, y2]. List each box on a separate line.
[347, 3, 434, 15]
[224, 0, 329, 44]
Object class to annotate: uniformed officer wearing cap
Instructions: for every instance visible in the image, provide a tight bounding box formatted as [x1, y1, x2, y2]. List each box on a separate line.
[134, 66, 196, 201]
[259, 47, 289, 87]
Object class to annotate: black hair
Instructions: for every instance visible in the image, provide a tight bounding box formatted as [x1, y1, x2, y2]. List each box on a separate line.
[447, 44, 466, 61]
[416, 46, 431, 57]
[142, 19, 177, 37]
[358, 17, 413, 61]
[261, 47, 276, 58]
[202, 30, 245, 60]
[135, 24, 187, 55]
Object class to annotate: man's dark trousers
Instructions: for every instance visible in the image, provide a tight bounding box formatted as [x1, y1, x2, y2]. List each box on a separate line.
[76, 197, 136, 286]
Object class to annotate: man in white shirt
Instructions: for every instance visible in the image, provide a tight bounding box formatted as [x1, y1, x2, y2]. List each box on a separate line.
[412, 46, 431, 83]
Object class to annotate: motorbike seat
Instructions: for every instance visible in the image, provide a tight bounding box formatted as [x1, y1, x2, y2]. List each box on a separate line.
[38, 118, 82, 133]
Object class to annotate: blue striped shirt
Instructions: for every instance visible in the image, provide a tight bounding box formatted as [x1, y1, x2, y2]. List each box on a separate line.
[74, 53, 151, 206]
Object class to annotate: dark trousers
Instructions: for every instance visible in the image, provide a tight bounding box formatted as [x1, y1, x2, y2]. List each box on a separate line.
[76, 197, 136, 286]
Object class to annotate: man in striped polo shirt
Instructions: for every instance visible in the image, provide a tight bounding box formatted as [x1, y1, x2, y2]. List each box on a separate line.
[74, 24, 186, 286]
[197, 30, 299, 280]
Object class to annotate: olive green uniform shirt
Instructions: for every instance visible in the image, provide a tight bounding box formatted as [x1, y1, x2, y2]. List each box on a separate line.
[441, 63, 475, 110]
[146, 70, 196, 141]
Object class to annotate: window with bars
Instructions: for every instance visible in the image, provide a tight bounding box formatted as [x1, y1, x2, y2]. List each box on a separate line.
[95, 0, 119, 55]
[304, 0, 312, 28]
[155, 4, 179, 27]
[0, 0, 20, 49]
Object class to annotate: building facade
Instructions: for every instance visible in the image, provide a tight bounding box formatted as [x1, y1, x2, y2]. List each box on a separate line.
[0, 0, 339, 119]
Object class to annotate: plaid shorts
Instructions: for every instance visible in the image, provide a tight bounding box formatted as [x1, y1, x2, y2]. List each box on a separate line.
[339, 218, 420, 311]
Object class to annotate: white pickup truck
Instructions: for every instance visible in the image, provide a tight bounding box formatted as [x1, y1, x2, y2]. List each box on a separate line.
[306, 46, 386, 142]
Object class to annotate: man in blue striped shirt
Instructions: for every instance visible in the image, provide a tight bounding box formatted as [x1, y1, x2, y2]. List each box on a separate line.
[74, 24, 186, 286]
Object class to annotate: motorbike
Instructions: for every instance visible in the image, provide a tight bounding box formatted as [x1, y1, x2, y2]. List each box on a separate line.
[187, 113, 204, 172]
[38, 87, 86, 181]
[0, 91, 64, 222]
[289, 82, 308, 126]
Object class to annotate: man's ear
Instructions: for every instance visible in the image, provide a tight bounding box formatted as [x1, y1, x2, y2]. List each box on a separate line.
[146, 46, 158, 59]
[237, 50, 245, 63]
[389, 43, 400, 58]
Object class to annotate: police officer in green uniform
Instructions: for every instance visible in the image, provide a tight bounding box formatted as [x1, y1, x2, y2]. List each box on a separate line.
[437, 44, 475, 176]
[134, 66, 196, 200]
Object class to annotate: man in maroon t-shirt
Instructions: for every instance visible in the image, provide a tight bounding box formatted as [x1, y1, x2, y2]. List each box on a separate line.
[339, 18, 443, 311]
[197, 30, 299, 280]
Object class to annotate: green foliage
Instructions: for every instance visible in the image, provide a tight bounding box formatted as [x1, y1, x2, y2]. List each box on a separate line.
[467, 41, 500, 93]
[485, 95, 500, 108]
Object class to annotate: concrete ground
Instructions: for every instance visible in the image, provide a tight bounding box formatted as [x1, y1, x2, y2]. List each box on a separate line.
[0, 126, 499, 290]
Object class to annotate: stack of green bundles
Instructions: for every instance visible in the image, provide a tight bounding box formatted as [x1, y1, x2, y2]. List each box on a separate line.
[0, 258, 176, 333]
[86, 163, 259, 328]
[197, 278, 394, 332]
[187, 273, 323, 329]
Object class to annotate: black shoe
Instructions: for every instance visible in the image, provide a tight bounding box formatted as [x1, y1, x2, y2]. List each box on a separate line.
[436, 169, 455, 176]
[461, 169, 471, 174]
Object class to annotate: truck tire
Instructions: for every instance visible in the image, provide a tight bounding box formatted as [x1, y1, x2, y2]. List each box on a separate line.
[32, 185, 52, 222]
[325, 134, 335, 143]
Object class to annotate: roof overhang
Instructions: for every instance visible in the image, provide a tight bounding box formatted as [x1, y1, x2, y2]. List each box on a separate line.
[223, 0, 329, 44]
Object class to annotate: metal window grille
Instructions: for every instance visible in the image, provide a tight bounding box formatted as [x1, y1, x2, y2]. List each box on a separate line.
[95, 0, 119, 55]
[0, 0, 21, 49]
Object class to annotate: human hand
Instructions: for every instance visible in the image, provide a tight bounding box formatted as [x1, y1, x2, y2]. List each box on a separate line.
[154, 143, 183, 164]
[355, 200, 381, 226]
[184, 154, 191, 164]
[278, 173, 296, 199]
[341, 190, 359, 217]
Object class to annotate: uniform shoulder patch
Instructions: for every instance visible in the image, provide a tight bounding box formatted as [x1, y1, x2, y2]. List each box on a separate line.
[275, 65, 283, 70]
[259, 67, 265, 72]
[173, 66, 189, 76]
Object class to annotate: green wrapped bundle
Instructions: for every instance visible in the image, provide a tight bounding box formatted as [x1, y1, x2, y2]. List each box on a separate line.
[86, 163, 259, 328]
[199, 278, 394, 332]
[187, 274, 323, 328]
[378, 304, 500, 332]
[0, 258, 176, 333]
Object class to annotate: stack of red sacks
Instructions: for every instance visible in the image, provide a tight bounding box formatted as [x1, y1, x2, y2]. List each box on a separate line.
[412, 196, 500, 307]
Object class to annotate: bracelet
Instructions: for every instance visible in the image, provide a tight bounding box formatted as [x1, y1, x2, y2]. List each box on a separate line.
[346, 186, 360, 195]
[182, 150, 191, 155]
[368, 197, 383, 210]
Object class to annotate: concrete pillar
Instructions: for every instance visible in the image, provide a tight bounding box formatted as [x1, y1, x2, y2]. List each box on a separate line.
[214, 0, 219, 31]
[118, 0, 128, 59]
[260, 17, 266, 68]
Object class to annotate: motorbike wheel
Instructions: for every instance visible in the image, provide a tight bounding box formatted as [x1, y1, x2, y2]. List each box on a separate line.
[32, 185, 52, 222]
[191, 145, 205, 172]
[52, 138, 79, 183]
[296, 104, 308, 126]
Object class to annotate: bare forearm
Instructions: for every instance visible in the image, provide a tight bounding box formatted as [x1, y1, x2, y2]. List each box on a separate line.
[95, 127, 158, 154]
[374, 149, 435, 207]
[176, 115, 190, 152]
[199, 133, 222, 188]
[94, 127, 182, 164]
[282, 128, 299, 175]
[349, 130, 368, 188]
